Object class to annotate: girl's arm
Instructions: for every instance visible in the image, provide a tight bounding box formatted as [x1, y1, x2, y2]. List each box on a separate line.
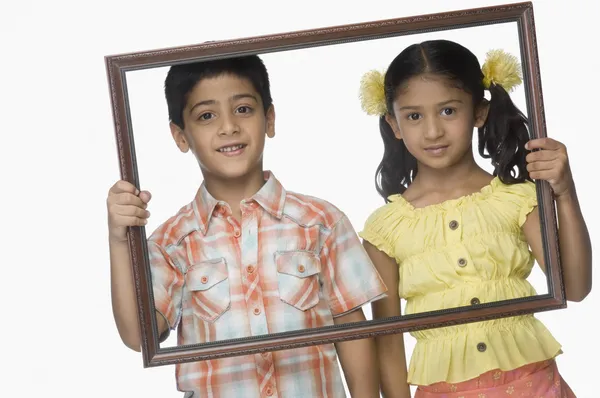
[523, 188, 592, 302]
[523, 138, 592, 302]
[363, 241, 412, 398]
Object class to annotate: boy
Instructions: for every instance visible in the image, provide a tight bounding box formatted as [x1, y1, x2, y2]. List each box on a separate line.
[107, 55, 388, 398]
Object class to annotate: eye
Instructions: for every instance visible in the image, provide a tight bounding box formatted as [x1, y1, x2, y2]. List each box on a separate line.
[198, 112, 214, 121]
[235, 105, 253, 114]
[407, 112, 422, 121]
[441, 108, 455, 116]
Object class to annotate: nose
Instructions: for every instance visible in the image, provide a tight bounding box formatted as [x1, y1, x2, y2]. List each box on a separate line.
[218, 113, 240, 136]
[423, 116, 444, 141]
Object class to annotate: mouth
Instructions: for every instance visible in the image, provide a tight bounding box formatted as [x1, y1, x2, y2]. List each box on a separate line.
[424, 145, 449, 155]
[217, 143, 247, 156]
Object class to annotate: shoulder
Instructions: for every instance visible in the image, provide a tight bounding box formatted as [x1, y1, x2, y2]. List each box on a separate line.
[283, 191, 347, 230]
[494, 178, 536, 194]
[490, 178, 537, 206]
[363, 195, 409, 229]
[147, 201, 197, 248]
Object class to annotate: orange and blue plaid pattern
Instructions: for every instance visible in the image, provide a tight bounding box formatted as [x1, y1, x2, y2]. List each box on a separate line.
[147, 171, 387, 398]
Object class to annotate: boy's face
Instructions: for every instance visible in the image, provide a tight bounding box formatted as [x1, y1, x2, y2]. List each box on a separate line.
[170, 73, 275, 181]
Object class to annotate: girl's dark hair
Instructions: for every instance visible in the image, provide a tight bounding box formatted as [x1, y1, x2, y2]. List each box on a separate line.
[375, 39, 531, 202]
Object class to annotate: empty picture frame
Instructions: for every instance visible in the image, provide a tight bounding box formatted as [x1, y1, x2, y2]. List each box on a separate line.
[105, 1, 565, 368]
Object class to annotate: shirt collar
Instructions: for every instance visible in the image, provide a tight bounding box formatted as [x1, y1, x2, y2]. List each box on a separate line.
[192, 171, 286, 235]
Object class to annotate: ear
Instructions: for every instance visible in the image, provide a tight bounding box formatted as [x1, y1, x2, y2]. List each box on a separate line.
[265, 105, 276, 139]
[170, 122, 190, 153]
[474, 99, 490, 128]
[384, 113, 403, 140]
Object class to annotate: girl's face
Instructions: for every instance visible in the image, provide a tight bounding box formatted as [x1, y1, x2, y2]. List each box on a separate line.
[385, 74, 488, 171]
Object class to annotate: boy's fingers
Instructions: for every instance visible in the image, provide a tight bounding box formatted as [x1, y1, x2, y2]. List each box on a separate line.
[109, 193, 146, 208]
[122, 215, 148, 226]
[110, 180, 139, 195]
[139, 191, 152, 203]
[115, 204, 149, 217]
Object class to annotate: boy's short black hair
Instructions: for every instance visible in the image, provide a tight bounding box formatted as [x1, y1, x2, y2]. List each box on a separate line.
[164, 55, 273, 129]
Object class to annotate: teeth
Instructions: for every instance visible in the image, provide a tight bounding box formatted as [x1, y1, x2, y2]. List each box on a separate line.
[219, 144, 244, 153]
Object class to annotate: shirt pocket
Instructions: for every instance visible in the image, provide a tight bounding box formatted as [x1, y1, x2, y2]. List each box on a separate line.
[185, 258, 231, 323]
[275, 251, 322, 311]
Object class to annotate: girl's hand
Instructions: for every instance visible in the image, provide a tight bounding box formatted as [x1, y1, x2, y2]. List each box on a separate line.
[525, 137, 575, 199]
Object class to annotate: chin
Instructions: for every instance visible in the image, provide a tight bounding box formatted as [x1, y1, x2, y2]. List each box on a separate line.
[418, 157, 457, 170]
[215, 163, 262, 180]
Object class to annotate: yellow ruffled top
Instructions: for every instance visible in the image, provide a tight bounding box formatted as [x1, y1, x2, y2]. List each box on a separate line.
[359, 177, 562, 386]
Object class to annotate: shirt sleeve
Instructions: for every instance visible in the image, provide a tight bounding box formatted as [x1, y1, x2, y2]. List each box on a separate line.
[319, 214, 388, 317]
[147, 240, 184, 342]
[516, 181, 539, 227]
[358, 205, 398, 261]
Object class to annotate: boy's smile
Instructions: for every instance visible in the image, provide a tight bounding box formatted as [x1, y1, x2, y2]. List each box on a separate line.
[217, 143, 247, 157]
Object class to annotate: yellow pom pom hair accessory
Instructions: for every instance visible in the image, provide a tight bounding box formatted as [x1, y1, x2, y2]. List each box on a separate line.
[481, 49, 523, 92]
[359, 69, 387, 116]
[358, 48, 522, 117]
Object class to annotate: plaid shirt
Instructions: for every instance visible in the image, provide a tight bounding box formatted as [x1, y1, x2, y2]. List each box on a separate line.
[148, 171, 387, 398]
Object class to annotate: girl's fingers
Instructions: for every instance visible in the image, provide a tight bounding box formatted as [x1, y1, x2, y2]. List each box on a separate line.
[526, 160, 556, 173]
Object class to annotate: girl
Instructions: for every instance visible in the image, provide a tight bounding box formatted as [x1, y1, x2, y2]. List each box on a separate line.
[358, 39, 592, 397]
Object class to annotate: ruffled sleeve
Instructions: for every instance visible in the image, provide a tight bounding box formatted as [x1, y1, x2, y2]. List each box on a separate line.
[358, 200, 401, 261]
[495, 180, 539, 226]
[515, 181, 539, 226]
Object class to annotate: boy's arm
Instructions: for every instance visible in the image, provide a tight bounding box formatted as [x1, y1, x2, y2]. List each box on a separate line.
[333, 309, 379, 398]
[110, 239, 169, 351]
[107, 181, 177, 352]
[320, 214, 388, 398]
[363, 241, 411, 398]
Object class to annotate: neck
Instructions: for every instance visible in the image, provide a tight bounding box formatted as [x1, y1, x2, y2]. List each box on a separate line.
[203, 166, 266, 220]
[413, 149, 484, 192]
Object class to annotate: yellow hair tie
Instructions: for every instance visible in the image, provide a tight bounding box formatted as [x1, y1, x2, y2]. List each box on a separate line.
[358, 48, 523, 117]
[481, 49, 523, 92]
[359, 69, 387, 116]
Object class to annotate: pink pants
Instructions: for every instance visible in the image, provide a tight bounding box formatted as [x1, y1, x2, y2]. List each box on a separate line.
[414, 360, 575, 397]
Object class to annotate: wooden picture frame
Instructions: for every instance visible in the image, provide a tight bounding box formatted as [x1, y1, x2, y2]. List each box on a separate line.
[105, 1, 565, 368]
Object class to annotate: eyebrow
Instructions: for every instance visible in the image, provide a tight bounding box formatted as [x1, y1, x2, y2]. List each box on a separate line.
[397, 99, 463, 111]
[189, 93, 258, 113]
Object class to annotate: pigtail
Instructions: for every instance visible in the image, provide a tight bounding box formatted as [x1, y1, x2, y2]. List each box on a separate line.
[375, 116, 417, 201]
[477, 83, 532, 184]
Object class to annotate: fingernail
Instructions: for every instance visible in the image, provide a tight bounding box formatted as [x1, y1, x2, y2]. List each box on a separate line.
[135, 189, 140, 195]
[525, 142, 529, 150]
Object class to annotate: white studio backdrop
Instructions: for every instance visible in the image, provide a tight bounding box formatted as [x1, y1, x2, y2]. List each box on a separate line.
[0, 0, 598, 397]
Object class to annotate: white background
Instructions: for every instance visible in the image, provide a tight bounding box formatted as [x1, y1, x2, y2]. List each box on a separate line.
[1, 0, 597, 397]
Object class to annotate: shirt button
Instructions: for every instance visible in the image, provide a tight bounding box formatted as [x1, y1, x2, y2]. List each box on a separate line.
[247, 265, 255, 274]
[253, 307, 261, 316]
[477, 342, 487, 352]
[266, 387, 273, 396]
[470, 297, 480, 305]
[297, 264, 305, 273]
[201, 276, 208, 284]
[233, 230, 241, 238]
[457, 258, 467, 267]
[449, 220, 459, 230]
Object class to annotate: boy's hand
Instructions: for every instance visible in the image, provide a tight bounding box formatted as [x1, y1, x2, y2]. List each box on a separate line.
[107, 180, 152, 243]
[525, 138, 575, 200]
